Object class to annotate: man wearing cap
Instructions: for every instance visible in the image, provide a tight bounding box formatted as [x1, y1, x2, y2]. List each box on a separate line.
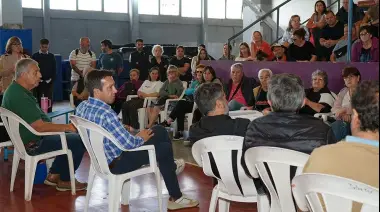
[271, 44, 289, 62]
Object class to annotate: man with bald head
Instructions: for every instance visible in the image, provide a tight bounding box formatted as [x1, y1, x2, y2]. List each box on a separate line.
[69, 37, 96, 89]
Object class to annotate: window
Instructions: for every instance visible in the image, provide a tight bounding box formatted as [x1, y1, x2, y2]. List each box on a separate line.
[226, 0, 243, 19]
[104, 0, 129, 13]
[138, 0, 159, 15]
[208, 0, 226, 19]
[22, 0, 42, 9]
[78, 0, 101, 11]
[181, 0, 201, 18]
[50, 0, 76, 10]
[160, 0, 179, 16]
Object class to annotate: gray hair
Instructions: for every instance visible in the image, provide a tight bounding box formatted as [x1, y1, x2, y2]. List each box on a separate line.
[14, 58, 38, 79]
[231, 63, 244, 72]
[194, 82, 224, 115]
[267, 74, 305, 112]
[152, 44, 164, 56]
[312, 69, 328, 86]
[258, 68, 273, 78]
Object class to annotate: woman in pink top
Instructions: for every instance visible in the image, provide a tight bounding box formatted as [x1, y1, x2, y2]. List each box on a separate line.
[331, 67, 361, 141]
[251, 31, 275, 61]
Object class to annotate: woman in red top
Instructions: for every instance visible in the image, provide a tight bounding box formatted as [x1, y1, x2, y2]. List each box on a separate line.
[251, 31, 275, 61]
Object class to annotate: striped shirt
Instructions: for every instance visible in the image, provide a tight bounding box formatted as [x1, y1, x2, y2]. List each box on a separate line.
[69, 49, 96, 81]
[76, 97, 144, 164]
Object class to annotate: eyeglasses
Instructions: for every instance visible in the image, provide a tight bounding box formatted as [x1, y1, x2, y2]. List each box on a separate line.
[196, 71, 203, 74]
[360, 32, 369, 36]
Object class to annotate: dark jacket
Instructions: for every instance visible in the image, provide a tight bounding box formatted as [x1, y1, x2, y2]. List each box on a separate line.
[129, 50, 150, 80]
[188, 115, 250, 144]
[226, 76, 257, 107]
[241, 112, 337, 174]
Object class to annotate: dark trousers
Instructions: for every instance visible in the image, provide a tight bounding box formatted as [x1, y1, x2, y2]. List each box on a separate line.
[110, 125, 182, 199]
[169, 100, 194, 131]
[30, 133, 85, 181]
[34, 81, 54, 113]
[122, 98, 144, 129]
[0, 94, 10, 143]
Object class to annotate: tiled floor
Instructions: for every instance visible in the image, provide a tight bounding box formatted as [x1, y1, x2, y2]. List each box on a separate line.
[0, 101, 258, 212]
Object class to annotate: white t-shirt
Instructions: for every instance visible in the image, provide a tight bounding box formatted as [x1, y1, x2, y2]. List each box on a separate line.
[69, 49, 96, 81]
[138, 80, 163, 94]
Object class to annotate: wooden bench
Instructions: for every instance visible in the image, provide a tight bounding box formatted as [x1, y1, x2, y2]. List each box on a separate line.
[48, 108, 76, 124]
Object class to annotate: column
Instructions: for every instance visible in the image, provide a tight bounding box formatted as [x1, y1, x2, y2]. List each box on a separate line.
[201, 0, 209, 46]
[128, 0, 140, 43]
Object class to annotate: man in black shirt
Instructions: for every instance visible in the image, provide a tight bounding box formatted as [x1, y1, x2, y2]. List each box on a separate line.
[32, 38, 56, 113]
[320, 11, 345, 60]
[169, 46, 191, 82]
[129, 39, 150, 80]
[336, 0, 364, 25]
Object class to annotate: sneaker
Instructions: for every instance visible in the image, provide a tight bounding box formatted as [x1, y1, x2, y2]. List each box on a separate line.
[173, 132, 184, 141]
[167, 196, 199, 210]
[174, 159, 185, 175]
[44, 173, 60, 186]
[159, 120, 171, 128]
[56, 179, 87, 192]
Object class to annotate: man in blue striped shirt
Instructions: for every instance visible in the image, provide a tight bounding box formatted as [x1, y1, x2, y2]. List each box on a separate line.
[76, 70, 199, 210]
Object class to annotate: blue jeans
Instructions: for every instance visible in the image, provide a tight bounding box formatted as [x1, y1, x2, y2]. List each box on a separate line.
[110, 125, 182, 199]
[30, 133, 85, 181]
[331, 120, 351, 141]
[228, 100, 245, 111]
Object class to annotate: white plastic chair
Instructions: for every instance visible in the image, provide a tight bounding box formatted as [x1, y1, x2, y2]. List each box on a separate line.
[192, 135, 267, 212]
[159, 81, 188, 123]
[229, 110, 263, 121]
[70, 115, 163, 212]
[121, 95, 157, 130]
[69, 93, 76, 108]
[292, 173, 379, 212]
[244, 147, 310, 212]
[0, 107, 76, 201]
[314, 92, 338, 123]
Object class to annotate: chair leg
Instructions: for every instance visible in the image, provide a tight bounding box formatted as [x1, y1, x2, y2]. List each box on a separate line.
[46, 158, 54, 171]
[209, 187, 219, 212]
[138, 109, 145, 131]
[84, 165, 96, 212]
[218, 198, 230, 212]
[10, 151, 20, 192]
[172, 120, 178, 137]
[154, 170, 163, 212]
[24, 157, 38, 201]
[66, 150, 76, 195]
[120, 180, 130, 205]
[257, 194, 270, 212]
[108, 178, 123, 212]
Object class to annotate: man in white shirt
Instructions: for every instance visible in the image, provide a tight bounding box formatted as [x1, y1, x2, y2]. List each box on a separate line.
[69, 37, 96, 89]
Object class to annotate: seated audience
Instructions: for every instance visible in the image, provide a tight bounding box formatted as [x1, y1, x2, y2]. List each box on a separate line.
[271, 43, 289, 62]
[336, 0, 365, 25]
[2, 58, 86, 191]
[71, 66, 94, 107]
[150, 44, 169, 82]
[331, 67, 361, 141]
[226, 63, 255, 111]
[242, 69, 272, 113]
[306, 0, 327, 59]
[202, 65, 222, 84]
[169, 46, 192, 82]
[242, 73, 336, 173]
[121, 67, 163, 131]
[147, 65, 184, 129]
[235, 42, 253, 61]
[281, 15, 310, 48]
[76, 70, 198, 210]
[352, 26, 379, 62]
[189, 82, 250, 144]
[112, 69, 143, 114]
[219, 43, 236, 60]
[160, 64, 205, 140]
[303, 80, 379, 212]
[300, 70, 335, 116]
[331, 24, 358, 62]
[191, 49, 210, 74]
[288, 28, 318, 62]
[129, 39, 150, 80]
[360, 0, 379, 37]
[251, 31, 275, 61]
[319, 11, 345, 61]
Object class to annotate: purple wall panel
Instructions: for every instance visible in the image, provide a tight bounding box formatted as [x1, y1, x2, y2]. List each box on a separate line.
[202, 61, 379, 93]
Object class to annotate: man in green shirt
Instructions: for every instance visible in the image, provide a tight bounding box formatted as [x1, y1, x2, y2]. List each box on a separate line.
[1, 58, 86, 191]
[99, 39, 123, 87]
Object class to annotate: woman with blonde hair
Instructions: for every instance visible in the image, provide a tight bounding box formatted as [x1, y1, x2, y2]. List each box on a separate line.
[0, 36, 29, 98]
[150, 44, 169, 81]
